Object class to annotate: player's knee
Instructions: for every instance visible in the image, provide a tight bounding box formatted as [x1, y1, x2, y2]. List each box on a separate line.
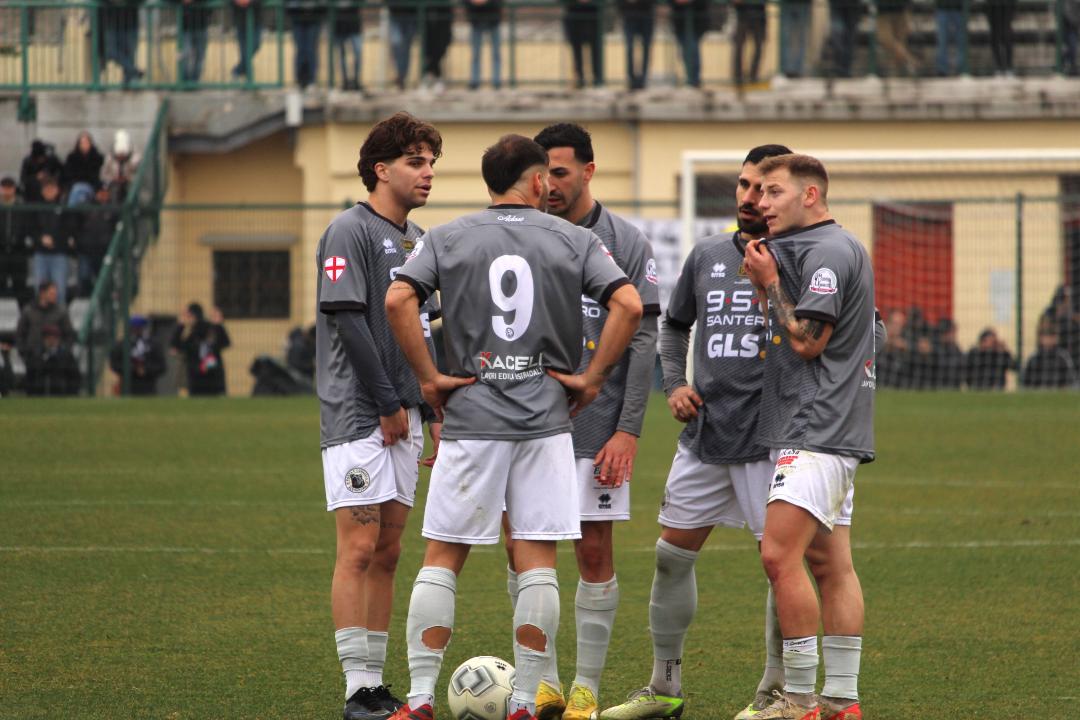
[759, 543, 793, 584]
[575, 539, 610, 578]
[337, 538, 377, 573]
[373, 539, 402, 574]
[420, 625, 452, 651]
[515, 623, 547, 652]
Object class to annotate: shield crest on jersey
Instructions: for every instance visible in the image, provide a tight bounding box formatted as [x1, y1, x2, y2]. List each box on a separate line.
[325, 256, 347, 283]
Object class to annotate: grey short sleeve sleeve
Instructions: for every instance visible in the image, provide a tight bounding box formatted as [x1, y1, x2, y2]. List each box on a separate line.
[581, 230, 630, 305]
[665, 246, 698, 328]
[319, 222, 369, 313]
[625, 230, 661, 315]
[396, 235, 440, 302]
[794, 243, 852, 325]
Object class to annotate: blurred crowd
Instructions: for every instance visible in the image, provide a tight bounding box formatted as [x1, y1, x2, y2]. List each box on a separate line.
[877, 285, 1079, 390]
[6, 0, 1077, 95]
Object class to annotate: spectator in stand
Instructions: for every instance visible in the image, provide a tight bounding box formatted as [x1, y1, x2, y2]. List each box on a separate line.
[733, 0, 766, 86]
[1043, 285, 1080, 369]
[16, 281, 76, 366]
[905, 331, 935, 389]
[333, 0, 364, 91]
[465, 0, 503, 89]
[672, 0, 710, 87]
[563, 0, 603, 88]
[177, 0, 212, 84]
[780, 0, 812, 78]
[1, 176, 33, 304]
[101, 0, 144, 86]
[619, 0, 654, 89]
[75, 186, 117, 297]
[102, 130, 141, 204]
[20, 140, 63, 203]
[31, 177, 75, 307]
[0, 332, 16, 396]
[286, 0, 325, 89]
[110, 314, 166, 395]
[62, 132, 105, 207]
[967, 327, 1014, 389]
[935, 0, 967, 75]
[421, 0, 454, 91]
[286, 324, 316, 378]
[1064, 0, 1079, 75]
[389, 0, 420, 89]
[985, 0, 1016, 75]
[232, 0, 262, 79]
[932, 317, 965, 388]
[170, 302, 231, 396]
[1021, 320, 1077, 388]
[876, 308, 908, 387]
[825, 0, 861, 77]
[875, 0, 919, 76]
[25, 323, 80, 396]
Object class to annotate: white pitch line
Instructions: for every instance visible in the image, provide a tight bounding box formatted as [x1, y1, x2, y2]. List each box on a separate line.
[868, 478, 1079, 491]
[1, 538, 1076, 557]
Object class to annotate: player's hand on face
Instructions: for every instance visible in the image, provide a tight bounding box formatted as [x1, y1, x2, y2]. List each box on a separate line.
[421, 422, 442, 467]
[420, 373, 476, 415]
[546, 369, 600, 417]
[594, 430, 637, 487]
[667, 385, 703, 423]
[380, 406, 410, 447]
[743, 239, 778, 290]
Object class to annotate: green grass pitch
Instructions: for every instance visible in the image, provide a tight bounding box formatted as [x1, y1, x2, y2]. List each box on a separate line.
[1, 392, 1077, 718]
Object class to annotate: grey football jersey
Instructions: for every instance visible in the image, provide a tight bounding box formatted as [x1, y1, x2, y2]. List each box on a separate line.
[571, 203, 661, 458]
[757, 220, 877, 461]
[315, 203, 436, 449]
[397, 205, 630, 441]
[665, 233, 770, 464]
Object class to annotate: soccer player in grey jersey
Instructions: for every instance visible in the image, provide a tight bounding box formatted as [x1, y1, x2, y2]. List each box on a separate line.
[315, 113, 444, 720]
[744, 154, 875, 720]
[600, 144, 795, 720]
[385, 134, 643, 720]
[490, 123, 660, 720]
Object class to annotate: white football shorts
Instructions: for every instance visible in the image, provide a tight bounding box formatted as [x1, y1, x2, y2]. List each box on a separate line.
[577, 458, 632, 522]
[658, 443, 775, 540]
[422, 433, 580, 544]
[322, 407, 424, 511]
[767, 448, 859, 531]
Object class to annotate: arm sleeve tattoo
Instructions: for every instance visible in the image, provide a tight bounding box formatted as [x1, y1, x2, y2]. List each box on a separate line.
[764, 280, 829, 342]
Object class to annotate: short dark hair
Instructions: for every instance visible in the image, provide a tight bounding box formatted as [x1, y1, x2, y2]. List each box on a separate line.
[743, 144, 792, 166]
[187, 302, 204, 322]
[38, 280, 55, 294]
[482, 134, 549, 195]
[758, 153, 829, 201]
[357, 112, 443, 192]
[0, 176, 16, 189]
[533, 123, 594, 164]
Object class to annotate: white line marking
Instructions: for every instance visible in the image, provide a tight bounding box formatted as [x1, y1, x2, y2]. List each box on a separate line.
[1, 538, 1076, 557]
[869, 478, 1079, 491]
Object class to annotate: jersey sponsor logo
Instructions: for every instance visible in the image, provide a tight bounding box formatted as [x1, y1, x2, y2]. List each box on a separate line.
[478, 350, 546, 380]
[809, 267, 839, 295]
[382, 238, 398, 255]
[581, 296, 603, 318]
[345, 467, 371, 493]
[862, 359, 877, 389]
[776, 449, 800, 467]
[324, 255, 347, 283]
[706, 332, 761, 358]
[405, 240, 424, 262]
[497, 214, 525, 223]
[421, 311, 432, 338]
[645, 257, 659, 285]
[736, 261, 752, 284]
[711, 262, 726, 278]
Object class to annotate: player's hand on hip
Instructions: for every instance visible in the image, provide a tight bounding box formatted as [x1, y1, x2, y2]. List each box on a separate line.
[380, 407, 410, 447]
[743, 238, 778, 290]
[421, 422, 442, 467]
[547, 369, 600, 417]
[594, 430, 637, 487]
[667, 386, 703, 423]
[421, 373, 476, 415]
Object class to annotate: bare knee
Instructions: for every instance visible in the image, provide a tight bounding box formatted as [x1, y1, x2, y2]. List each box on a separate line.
[760, 542, 796, 585]
[338, 538, 377, 574]
[575, 537, 610, 579]
[372, 539, 402, 575]
[515, 623, 547, 652]
[421, 625, 452, 651]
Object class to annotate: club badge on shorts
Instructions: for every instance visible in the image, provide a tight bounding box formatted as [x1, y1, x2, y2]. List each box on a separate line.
[345, 467, 371, 493]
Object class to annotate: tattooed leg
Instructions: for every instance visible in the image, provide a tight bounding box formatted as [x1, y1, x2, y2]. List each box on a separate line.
[332, 503, 383, 629]
[364, 499, 411, 632]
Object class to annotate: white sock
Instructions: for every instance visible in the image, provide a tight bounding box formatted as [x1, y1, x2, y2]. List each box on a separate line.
[757, 586, 785, 694]
[336, 626, 368, 699]
[821, 635, 861, 701]
[367, 630, 388, 686]
[782, 636, 819, 697]
[405, 566, 457, 709]
[573, 576, 619, 694]
[648, 539, 697, 697]
[511, 568, 560, 712]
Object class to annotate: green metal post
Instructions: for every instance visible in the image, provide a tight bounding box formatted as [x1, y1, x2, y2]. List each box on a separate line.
[20, 4, 30, 110]
[91, 0, 102, 89]
[1015, 192, 1024, 367]
[176, 3, 186, 88]
[120, 209, 134, 395]
[277, 3, 285, 87]
[245, 5, 255, 88]
[508, 4, 516, 88]
[328, 4, 337, 88]
[868, 3, 879, 76]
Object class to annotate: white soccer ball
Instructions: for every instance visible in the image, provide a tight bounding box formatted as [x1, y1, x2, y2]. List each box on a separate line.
[446, 655, 516, 720]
